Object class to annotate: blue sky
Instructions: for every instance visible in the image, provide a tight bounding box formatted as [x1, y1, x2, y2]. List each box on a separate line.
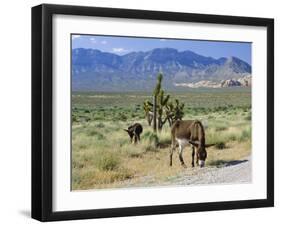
[72, 34, 252, 65]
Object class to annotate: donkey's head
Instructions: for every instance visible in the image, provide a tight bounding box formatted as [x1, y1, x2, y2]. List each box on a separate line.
[189, 141, 215, 167]
[123, 129, 134, 141]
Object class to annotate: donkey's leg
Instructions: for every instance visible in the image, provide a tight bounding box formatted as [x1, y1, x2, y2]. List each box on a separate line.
[137, 133, 141, 143]
[191, 146, 195, 167]
[131, 131, 137, 144]
[169, 144, 176, 166]
[196, 149, 199, 166]
[179, 145, 186, 167]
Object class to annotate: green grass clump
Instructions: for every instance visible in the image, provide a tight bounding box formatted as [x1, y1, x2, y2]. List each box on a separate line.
[95, 122, 105, 128]
[142, 131, 159, 147]
[94, 151, 120, 171]
[149, 134, 159, 146]
[142, 131, 153, 139]
[116, 113, 127, 121]
[238, 127, 251, 142]
[215, 142, 226, 150]
[145, 145, 159, 152]
[72, 115, 78, 123]
[215, 125, 228, 132]
[206, 130, 225, 145]
[86, 129, 105, 140]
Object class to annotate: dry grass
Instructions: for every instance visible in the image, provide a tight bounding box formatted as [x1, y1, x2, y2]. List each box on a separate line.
[72, 107, 251, 190]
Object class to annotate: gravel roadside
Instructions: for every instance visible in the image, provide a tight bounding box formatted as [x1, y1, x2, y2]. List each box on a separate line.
[121, 156, 252, 187]
[172, 156, 251, 185]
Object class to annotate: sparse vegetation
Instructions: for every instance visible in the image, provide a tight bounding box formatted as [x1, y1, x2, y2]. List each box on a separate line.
[72, 88, 251, 190]
[94, 150, 120, 171]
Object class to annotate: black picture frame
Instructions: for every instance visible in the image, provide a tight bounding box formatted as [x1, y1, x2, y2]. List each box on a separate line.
[32, 3, 274, 222]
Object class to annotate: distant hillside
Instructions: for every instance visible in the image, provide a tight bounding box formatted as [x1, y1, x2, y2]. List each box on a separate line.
[175, 75, 252, 88]
[72, 48, 251, 91]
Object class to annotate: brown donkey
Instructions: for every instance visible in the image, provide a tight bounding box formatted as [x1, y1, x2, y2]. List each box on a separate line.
[170, 120, 215, 168]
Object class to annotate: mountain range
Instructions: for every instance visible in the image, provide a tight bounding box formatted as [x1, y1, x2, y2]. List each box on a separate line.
[72, 48, 251, 91]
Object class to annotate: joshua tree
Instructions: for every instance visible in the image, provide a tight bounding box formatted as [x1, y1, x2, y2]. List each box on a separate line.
[144, 73, 185, 132]
[165, 101, 175, 127]
[152, 73, 163, 132]
[172, 99, 185, 121]
[143, 100, 153, 126]
[165, 99, 185, 125]
[157, 89, 170, 131]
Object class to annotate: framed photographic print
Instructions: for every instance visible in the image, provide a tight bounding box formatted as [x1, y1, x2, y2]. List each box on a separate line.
[31, 4, 274, 221]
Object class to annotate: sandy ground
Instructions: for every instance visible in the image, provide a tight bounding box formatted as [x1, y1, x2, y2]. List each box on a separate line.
[122, 156, 252, 187]
[74, 156, 251, 191]
[172, 156, 251, 185]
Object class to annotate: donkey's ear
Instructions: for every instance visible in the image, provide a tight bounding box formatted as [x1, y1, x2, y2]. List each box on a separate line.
[123, 129, 129, 133]
[189, 141, 200, 147]
[205, 143, 216, 148]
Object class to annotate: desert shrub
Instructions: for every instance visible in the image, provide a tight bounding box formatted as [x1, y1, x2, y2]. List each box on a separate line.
[86, 129, 105, 140]
[238, 127, 251, 142]
[118, 139, 126, 147]
[93, 169, 133, 184]
[215, 142, 226, 150]
[120, 142, 146, 158]
[96, 133, 105, 140]
[115, 113, 127, 121]
[71, 171, 82, 187]
[245, 114, 251, 121]
[214, 106, 228, 112]
[94, 151, 120, 171]
[159, 136, 171, 146]
[215, 125, 228, 131]
[71, 168, 133, 189]
[143, 131, 153, 139]
[77, 143, 88, 150]
[149, 133, 159, 147]
[135, 107, 141, 112]
[81, 152, 95, 163]
[206, 131, 225, 145]
[72, 115, 78, 123]
[87, 129, 99, 136]
[79, 116, 91, 122]
[227, 133, 238, 142]
[129, 152, 143, 158]
[72, 159, 84, 169]
[93, 115, 104, 121]
[127, 148, 145, 158]
[145, 145, 158, 152]
[95, 122, 105, 128]
[141, 131, 160, 151]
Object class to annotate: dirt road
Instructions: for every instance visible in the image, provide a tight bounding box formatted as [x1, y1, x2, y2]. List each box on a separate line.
[172, 157, 251, 186]
[121, 156, 252, 187]
[75, 157, 251, 191]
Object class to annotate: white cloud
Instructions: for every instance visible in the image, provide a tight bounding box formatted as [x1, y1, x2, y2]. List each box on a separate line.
[112, 48, 128, 53]
[101, 40, 107, 44]
[90, 38, 96, 43]
[160, 39, 167, 41]
[72, 35, 81, 40]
